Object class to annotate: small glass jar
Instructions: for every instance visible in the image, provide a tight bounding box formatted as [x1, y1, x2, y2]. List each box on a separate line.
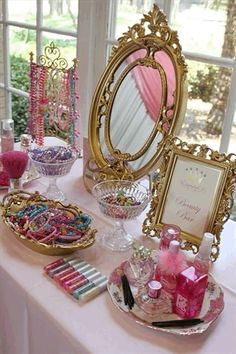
[20, 134, 32, 153]
[123, 242, 154, 287]
[159, 224, 181, 250]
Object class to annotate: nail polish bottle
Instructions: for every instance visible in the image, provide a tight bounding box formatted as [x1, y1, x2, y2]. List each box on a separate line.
[159, 224, 181, 250]
[193, 232, 214, 276]
[136, 280, 172, 316]
[155, 240, 187, 303]
[123, 242, 154, 287]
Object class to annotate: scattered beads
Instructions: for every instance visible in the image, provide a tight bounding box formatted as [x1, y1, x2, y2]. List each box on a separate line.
[8, 202, 92, 245]
[29, 146, 74, 164]
[102, 191, 141, 207]
[99, 191, 141, 220]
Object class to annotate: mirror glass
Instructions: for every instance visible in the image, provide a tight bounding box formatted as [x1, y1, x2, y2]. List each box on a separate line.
[87, 4, 188, 182]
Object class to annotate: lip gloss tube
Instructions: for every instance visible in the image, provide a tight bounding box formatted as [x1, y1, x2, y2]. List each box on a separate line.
[62, 268, 97, 289]
[53, 261, 88, 282]
[79, 278, 108, 303]
[72, 275, 107, 299]
[43, 256, 77, 272]
[48, 258, 82, 278]
[69, 272, 102, 296]
[57, 263, 92, 284]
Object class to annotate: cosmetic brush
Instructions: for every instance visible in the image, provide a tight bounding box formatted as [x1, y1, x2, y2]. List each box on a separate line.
[1, 150, 29, 191]
[121, 274, 135, 310]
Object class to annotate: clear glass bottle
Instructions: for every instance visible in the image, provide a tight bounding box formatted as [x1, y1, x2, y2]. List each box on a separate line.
[20, 134, 32, 153]
[159, 224, 181, 250]
[123, 242, 154, 287]
[1, 119, 14, 153]
[193, 232, 214, 276]
[136, 280, 172, 316]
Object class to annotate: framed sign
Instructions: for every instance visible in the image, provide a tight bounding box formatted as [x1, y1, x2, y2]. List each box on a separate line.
[143, 136, 236, 261]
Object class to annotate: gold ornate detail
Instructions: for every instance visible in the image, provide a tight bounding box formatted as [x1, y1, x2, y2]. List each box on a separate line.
[1, 191, 96, 256]
[29, 43, 79, 146]
[109, 4, 187, 72]
[38, 41, 69, 70]
[143, 136, 236, 262]
[88, 5, 188, 183]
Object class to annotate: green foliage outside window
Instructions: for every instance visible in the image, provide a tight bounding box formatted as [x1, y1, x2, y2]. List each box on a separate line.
[11, 55, 29, 139]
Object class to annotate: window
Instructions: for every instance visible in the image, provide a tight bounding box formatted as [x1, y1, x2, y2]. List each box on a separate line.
[0, 0, 235, 154]
[107, 0, 236, 155]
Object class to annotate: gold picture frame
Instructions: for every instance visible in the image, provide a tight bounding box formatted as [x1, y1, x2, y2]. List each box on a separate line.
[143, 136, 236, 261]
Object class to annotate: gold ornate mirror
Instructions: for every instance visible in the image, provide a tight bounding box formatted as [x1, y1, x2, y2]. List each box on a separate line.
[87, 5, 188, 184]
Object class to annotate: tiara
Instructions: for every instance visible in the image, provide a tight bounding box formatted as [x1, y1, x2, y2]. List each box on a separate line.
[185, 167, 206, 186]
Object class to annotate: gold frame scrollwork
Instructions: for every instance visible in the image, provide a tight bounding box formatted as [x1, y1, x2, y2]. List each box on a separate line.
[88, 4, 188, 182]
[143, 136, 236, 262]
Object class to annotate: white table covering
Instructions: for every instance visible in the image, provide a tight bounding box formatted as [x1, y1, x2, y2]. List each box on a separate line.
[0, 150, 235, 354]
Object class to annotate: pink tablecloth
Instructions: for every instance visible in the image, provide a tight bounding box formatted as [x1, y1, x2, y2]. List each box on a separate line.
[0, 154, 235, 354]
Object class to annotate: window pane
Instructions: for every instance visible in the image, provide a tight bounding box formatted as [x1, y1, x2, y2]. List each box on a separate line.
[0, 23, 5, 119]
[0, 0, 3, 20]
[12, 95, 29, 138]
[0, 24, 3, 84]
[171, 1, 234, 58]
[42, 32, 77, 63]
[228, 111, 236, 153]
[43, 0, 78, 32]
[8, 0, 36, 25]
[179, 61, 232, 151]
[9, 26, 36, 87]
[0, 89, 5, 120]
[114, 0, 159, 39]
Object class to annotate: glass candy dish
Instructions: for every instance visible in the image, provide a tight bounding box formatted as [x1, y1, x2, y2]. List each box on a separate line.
[1, 191, 96, 256]
[92, 180, 151, 251]
[29, 146, 76, 202]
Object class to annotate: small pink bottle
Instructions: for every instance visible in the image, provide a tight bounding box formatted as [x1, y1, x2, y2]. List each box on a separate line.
[159, 224, 181, 250]
[155, 240, 187, 304]
[1, 119, 14, 152]
[173, 266, 208, 319]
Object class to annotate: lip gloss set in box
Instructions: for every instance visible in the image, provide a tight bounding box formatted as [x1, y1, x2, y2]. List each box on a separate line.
[44, 257, 108, 302]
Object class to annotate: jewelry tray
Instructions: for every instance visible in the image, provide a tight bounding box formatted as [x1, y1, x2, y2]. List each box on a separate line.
[107, 262, 224, 336]
[1, 191, 97, 256]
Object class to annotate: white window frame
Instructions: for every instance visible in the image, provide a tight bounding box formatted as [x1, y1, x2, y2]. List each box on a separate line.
[0, 0, 236, 153]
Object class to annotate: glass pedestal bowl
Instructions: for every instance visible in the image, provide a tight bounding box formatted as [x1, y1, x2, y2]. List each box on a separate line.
[92, 180, 151, 251]
[29, 146, 76, 202]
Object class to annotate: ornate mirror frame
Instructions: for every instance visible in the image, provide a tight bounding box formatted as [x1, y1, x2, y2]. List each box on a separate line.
[88, 5, 188, 182]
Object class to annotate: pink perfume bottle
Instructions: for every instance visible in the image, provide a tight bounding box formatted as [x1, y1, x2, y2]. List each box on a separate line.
[193, 232, 213, 276]
[159, 224, 181, 250]
[136, 280, 164, 315]
[1, 119, 14, 153]
[155, 240, 187, 302]
[173, 266, 208, 319]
